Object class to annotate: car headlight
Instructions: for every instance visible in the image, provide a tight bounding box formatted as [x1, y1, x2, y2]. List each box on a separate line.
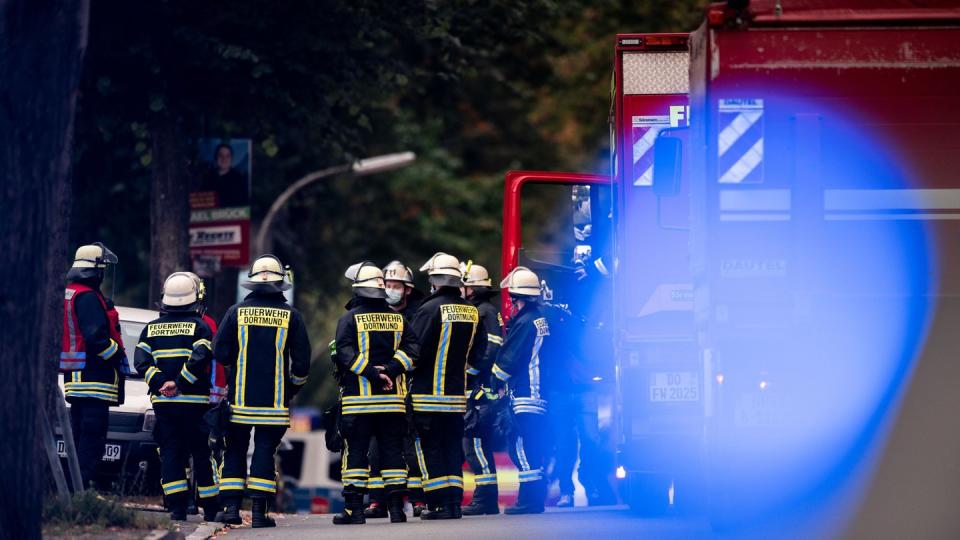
[142, 409, 156, 432]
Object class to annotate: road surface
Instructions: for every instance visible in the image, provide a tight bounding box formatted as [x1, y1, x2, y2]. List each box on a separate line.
[220, 506, 712, 539]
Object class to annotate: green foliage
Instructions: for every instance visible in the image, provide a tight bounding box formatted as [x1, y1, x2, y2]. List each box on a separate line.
[42, 491, 155, 530]
[71, 0, 709, 407]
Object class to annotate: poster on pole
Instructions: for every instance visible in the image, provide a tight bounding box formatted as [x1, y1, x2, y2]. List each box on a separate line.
[189, 138, 252, 273]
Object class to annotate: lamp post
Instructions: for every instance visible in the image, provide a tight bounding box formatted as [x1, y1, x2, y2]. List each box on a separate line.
[254, 151, 415, 255]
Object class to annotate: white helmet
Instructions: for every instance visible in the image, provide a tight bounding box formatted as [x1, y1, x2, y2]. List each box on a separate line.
[383, 261, 414, 285]
[420, 252, 463, 288]
[499, 266, 541, 298]
[67, 242, 118, 281]
[162, 272, 199, 308]
[242, 254, 292, 291]
[460, 260, 492, 288]
[345, 261, 387, 299]
[180, 271, 207, 301]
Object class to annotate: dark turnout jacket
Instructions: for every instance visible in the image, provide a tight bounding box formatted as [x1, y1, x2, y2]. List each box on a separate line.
[492, 302, 549, 415]
[334, 296, 418, 415]
[466, 290, 504, 388]
[214, 291, 311, 426]
[134, 311, 214, 406]
[408, 287, 486, 413]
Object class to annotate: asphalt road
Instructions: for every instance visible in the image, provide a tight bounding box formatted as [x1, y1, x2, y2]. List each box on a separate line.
[220, 506, 712, 540]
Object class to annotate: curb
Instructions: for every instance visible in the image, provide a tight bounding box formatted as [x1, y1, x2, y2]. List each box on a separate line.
[186, 522, 226, 540]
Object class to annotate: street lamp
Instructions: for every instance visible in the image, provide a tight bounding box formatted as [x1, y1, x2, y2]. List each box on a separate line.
[254, 151, 415, 255]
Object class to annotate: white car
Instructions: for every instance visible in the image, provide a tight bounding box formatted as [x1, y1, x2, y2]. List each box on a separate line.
[57, 306, 162, 494]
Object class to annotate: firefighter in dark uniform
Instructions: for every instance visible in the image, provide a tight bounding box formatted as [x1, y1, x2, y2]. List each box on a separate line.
[215, 255, 312, 528]
[459, 262, 504, 515]
[134, 273, 219, 521]
[364, 260, 426, 518]
[491, 266, 550, 514]
[332, 262, 418, 525]
[60, 243, 129, 490]
[409, 252, 486, 520]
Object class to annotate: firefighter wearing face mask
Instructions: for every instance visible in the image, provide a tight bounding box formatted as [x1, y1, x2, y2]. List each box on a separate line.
[459, 262, 504, 515]
[332, 262, 418, 525]
[215, 255, 312, 528]
[491, 266, 549, 515]
[134, 273, 219, 521]
[409, 252, 486, 520]
[61, 243, 130, 490]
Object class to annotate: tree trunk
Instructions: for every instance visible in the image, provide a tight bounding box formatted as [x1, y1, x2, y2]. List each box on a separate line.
[0, 0, 89, 537]
[148, 113, 190, 303]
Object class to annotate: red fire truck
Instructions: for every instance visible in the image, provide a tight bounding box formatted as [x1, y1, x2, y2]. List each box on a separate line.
[501, 0, 960, 525]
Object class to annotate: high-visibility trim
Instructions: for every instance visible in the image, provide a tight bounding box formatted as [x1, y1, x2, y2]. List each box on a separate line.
[198, 484, 220, 498]
[341, 404, 406, 415]
[220, 478, 245, 491]
[236, 326, 248, 407]
[179, 365, 198, 384]
[529, 327, 544, 400]
[394, 350, 414, 371]
[64, 390, 117, 401]
[98, 340, 119, 360]
[342, 468, 368, 478]
[473, 438, 491, 474]
[162, 479, 189, 495]
[513, 406, 547, 415]
[516, 437, 531, 471]
[342, 478, 367, 488]
[137, 342, 152, 354]
[411, 394, 467, 404]
[433, 323, 452, 394]
[151, 394, 209, 405]
[247, 477, 277, 493]
[411, 397, 467, 413]
[382, 469, 407, 478]
[290, 373, 308, 385]
[367, 477, 385, 488]
[342, 395, 405, 405]
[518, 468, 543, 482]
[513, 397, 547, 414]
[230, 411, 290, 425]
[487, 334, 503, 345]
[274, 327, 288, 409]
[193, 339, 212, 350]
[414, 438, 428, 480]
[385, 477, 406, 486]
[475, 473, 498, 485]
[144, 366, 161, 385]
[65, 381, 116, 391]
[466, 367, 480, 376]
[407, 477, 423, 489]
[492, 364, 511, 381]
[423, 475, 464, 491]
[232, 405, 289, 415]
[151, 348, 193, 359]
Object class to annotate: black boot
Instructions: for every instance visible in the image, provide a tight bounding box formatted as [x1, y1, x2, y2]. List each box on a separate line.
[201, 500, 222, 522]
[420, 504, 456, 520]
[333, 493, 366, 525]
[251, 498, 276, 528]
[388, 492, 407, 523]
[504, 481, 545, 515]
[447, 503, 463, 519]
[462, 485, 500, 515]
[220, 501, 242, 525]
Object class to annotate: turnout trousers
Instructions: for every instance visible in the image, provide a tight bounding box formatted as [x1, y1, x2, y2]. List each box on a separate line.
[509, 412, 548, 508]
[69, 398, 109, 489]
[463, 433, 498, 506]
[340, 413, 407, 497]
[412, 412, 465, 508]
[221, 422, 286, 501]
[153, 404, 220, 511]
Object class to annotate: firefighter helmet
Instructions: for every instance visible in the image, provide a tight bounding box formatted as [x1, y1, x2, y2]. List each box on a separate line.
[500, 266, 541, 298]
[420, 252, 463, 288]
[242, 254, 292, 291]
[181, 271, 207, 301]
[461, 260, 493, 288]
[383, 260, 415, 285]
[67, 242, 118, 281]
[345, 261, 387, 299]
[162, 272, 199, 309]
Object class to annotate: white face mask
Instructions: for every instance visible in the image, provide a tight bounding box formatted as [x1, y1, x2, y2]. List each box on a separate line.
[385, 288, 404, 305]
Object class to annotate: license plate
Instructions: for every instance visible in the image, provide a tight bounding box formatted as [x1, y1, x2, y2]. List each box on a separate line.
[650, 372, 699, 402]
[56, 440, 121, 462]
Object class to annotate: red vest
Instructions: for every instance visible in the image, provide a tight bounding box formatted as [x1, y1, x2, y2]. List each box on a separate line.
[61, 283, 125, 372]
[202, 313, 229, 403]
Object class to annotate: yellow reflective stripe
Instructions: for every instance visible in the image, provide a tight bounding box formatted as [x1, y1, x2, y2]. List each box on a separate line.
[290, 373, 307, 385]
[236, 325, 248, 407]
[492, 364, 510, 381]
[151, 348, 192, 358]
[136, 342, 152, 353]
[193, 339, 212, 350]
[98, 340, 118, 359]
[144, 366, 161, 385]
[433, 323, 451, 394]
[487, 334, 503, 345]
[274, 326, 288, 408]
[394, 350, 414, 371]
[179, 365, 198, 384]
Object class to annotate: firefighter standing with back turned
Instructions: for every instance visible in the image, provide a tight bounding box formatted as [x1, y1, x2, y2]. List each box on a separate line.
[61, 243, 129, 490]
[409, 252, 486, 520]
[331, 262, 418, 525]
[459, 262, 504, 515]
[215, 255, 312, 528]
[134, 273, 220, 521]
[492, 266, 550, 514]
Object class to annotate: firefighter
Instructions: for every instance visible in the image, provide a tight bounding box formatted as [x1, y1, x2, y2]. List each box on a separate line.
[332, 262, 418, 525]
[459, 262, 504, 515]
[491, 266, 550, 514]
[409, 252, 486, 520]
[61, 242, 129, 490]
[381, 260, 428, 517]
[215, 255, 312, 528]
[134, 273, 220, 521]
[180, 272, 227, 404]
